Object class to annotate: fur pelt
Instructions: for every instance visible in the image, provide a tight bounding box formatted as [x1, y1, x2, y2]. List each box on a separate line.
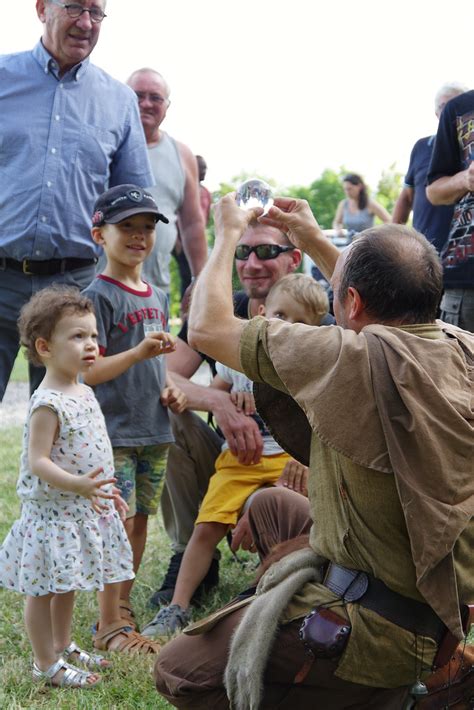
[224, 547, 325, 710]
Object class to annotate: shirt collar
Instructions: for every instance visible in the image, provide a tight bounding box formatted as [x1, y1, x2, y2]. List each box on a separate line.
[32, 40, 90, 81]
[397, 322, 444, 339]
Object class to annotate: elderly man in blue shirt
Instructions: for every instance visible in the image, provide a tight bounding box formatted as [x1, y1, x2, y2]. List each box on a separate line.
[0, 0, 154, 399]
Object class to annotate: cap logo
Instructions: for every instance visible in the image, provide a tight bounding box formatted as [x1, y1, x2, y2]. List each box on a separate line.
[92, 210, 104, 225]
[128, 189, 142, 202]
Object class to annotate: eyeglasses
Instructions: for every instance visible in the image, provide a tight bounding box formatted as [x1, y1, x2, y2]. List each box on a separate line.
[135, 92, 169, 106]
[234, 244, 295, 261]
[49, 1, 107, 23]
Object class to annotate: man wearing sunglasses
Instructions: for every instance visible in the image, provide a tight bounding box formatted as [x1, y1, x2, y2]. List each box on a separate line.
[150, 222, 311, 606]
[0, 0, 153, 401]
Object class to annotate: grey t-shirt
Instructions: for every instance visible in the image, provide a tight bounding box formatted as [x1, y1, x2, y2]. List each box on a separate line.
[83, 275, 174, 447]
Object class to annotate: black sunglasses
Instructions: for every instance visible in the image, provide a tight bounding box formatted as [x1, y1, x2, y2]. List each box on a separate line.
[234, 244, 295, 261]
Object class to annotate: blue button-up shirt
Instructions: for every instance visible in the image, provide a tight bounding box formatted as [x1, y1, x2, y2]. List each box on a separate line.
[0, 41, 154, 260]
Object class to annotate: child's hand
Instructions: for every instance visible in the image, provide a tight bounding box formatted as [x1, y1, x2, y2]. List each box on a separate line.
[75, 467, 117, 508]
[160, 385, 187, 414]
[275, 459, 308, 497]
[230, 390, 256, 415]
[136, 331, 176, 361]
[111, 487, 129, 523]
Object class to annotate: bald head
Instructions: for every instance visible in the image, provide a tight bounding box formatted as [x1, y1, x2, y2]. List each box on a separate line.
[127, 68, 171, 98]
[127, 68, 170, 143]
[338, 224, 443, 324]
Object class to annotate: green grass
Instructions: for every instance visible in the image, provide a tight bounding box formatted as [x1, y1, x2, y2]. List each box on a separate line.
[0, 425, 255, 708]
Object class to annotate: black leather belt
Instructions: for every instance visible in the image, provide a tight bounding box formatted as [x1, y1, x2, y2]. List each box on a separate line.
[323, 562, 447, 642]
[1, 257, 96, 276]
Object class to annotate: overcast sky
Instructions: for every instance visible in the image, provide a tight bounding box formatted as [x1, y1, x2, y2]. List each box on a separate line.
[2, 1, 473, 192]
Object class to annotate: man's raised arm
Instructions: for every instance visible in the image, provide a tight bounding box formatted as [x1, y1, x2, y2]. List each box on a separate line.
[188, 194, 255, 371]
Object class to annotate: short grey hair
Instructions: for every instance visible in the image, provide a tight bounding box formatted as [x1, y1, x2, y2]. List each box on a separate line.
[434, 82, 468, 114]
[126, 68, 171, 100]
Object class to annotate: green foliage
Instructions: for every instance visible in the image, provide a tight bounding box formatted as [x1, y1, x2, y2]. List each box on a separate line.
[375, 163, 404, 213]
[9, 350, 29, 383]
[285, 169, 346, 229]
[168, 254, 182, 319]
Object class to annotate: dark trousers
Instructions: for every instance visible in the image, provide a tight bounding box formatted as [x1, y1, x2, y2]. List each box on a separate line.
[154, 487, 409, 709]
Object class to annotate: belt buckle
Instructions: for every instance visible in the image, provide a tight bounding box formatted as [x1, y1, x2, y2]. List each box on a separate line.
[22, 260, 34, 275]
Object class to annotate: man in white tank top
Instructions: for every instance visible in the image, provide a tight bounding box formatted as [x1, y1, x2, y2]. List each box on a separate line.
[127, 68, 207, 294]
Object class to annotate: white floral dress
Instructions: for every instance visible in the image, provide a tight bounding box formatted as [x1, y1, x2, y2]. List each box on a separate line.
[0, 387, 134, 596]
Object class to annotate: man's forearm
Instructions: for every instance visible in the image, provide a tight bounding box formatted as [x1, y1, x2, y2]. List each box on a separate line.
[392, 189, 413, 224]
[168, 371, 231, 412]
[188, 228, 246, 370]
[303, 231, 340, 280]
[427, 174, 469, 205]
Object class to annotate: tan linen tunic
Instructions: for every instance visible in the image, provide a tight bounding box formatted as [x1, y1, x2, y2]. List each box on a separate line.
[240, 318, 474, 687]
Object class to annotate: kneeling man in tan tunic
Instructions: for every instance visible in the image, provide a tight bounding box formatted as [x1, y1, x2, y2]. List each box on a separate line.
[154, 195, 474, 710]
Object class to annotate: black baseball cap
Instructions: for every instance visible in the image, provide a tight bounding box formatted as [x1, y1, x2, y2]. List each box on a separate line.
[92, 184, 169, 227]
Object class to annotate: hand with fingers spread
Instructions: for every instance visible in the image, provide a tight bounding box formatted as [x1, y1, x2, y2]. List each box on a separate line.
[111, 486, 129, 522]
[74, 467, 117, 510]
[276, 458, 309, 497]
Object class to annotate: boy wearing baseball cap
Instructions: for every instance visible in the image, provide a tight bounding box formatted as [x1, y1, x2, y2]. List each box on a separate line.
[83, 185, 186, 654]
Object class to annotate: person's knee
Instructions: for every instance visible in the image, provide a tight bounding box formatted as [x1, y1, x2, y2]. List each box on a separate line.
[193, 521, 227, 547]
[249, 486, 290, 518]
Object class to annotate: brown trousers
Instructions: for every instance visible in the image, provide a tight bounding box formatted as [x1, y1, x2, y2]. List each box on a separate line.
[154, 488, 409, 708]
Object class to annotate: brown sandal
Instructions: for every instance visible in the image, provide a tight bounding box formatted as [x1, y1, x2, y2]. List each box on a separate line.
[119, 599, 139, 631]
[93, 621, 161, 654]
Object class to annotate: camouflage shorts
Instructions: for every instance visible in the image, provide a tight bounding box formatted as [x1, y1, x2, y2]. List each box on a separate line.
[113, 444, 169, 518]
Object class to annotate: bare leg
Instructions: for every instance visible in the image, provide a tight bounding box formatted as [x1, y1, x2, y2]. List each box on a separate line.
[98, 582, 123, 629]
[25, 593, 99, 684]
[171, 522, 228, 610]
[120, 512, 148, 601]
[51, 590, 75, 655]
[25, 593, 56, 670]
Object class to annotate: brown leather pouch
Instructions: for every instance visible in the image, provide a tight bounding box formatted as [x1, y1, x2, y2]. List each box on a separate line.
[417, 644, 474, 709]
[299, 607, 351, 659]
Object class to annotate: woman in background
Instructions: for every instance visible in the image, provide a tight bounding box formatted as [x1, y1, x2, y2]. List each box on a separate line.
[333, 173, 390, 239]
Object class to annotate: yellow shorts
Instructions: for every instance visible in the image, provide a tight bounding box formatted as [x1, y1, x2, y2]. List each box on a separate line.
[195, 449, 291, 526]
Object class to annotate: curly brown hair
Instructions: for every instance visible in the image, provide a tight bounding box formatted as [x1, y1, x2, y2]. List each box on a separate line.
[18, 286, 95, 366]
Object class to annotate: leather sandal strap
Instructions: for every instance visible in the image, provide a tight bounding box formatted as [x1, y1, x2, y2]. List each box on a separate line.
[94, 621, 160, 654]
[110, 629, 161, 654]
[94, 620, 134, 647]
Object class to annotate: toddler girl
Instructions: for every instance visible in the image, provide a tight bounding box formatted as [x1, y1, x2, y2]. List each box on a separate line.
[0, 286, 134, 688]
